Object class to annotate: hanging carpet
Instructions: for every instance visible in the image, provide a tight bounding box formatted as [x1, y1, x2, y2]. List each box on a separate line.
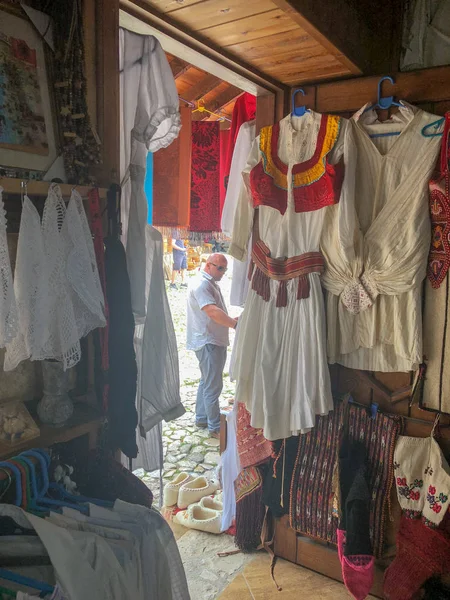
[190, 121, 221, 233]
[219, 128, 230, 213]
[289, 402, 400, 558]
[153, 105, 192, 230]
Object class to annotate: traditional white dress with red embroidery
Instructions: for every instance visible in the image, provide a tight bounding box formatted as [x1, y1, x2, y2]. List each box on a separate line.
[229, 112, 345, 441]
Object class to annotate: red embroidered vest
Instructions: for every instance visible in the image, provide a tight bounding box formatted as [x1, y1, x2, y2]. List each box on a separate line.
[249, 114, 344, 215]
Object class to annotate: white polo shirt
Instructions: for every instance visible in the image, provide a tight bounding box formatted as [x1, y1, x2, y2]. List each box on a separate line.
[186, 271, 229, 351]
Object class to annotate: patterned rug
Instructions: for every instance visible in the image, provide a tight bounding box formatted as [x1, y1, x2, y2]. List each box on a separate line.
[289, 402, 401, 558]
[289, 404, 343, 545]
[153, 105, 192, 228]
[190, 121, 221, 233]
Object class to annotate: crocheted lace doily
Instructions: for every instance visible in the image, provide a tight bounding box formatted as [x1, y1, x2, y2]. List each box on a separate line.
[4, 194, 48, 371]
[65, 189, 106, 340]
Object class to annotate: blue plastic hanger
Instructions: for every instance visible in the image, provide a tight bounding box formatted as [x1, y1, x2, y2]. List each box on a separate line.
[0, 462, 22, 506]
[347, 396, 379, 419]
[364, 76, 402, 112]
[363, 76, 403, 139]
[29, 448, 50, 468]
[31, 449, 112, 508]
[422, 117, 444, 137]
[0, 568, 54, 595]
[47, 483, 113, 508]
[18, 455, 51, 515]
[291, 88, 309, 117]
[17, 456, 39, 499]
[20, 451, 88, 514]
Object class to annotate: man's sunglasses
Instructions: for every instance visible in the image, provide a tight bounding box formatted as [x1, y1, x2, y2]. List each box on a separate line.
[210, 263, 227, 273]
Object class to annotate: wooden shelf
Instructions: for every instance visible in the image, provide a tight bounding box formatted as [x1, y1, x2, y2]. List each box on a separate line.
[0, 178, 108, 199]
[0, 402, 104, 462]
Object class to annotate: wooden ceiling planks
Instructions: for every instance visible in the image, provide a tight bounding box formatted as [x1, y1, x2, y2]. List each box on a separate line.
[195, 10, 299, 48]
[201, 82, 242, 118]
[169, 56, 192, 78]
[166, 51, 242, 124]
[166, 0, 277, 31]
[135, 0, 355, 85]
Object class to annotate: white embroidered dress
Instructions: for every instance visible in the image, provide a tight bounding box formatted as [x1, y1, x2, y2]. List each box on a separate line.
[5, 186, 105, 371]
[321, 103, 442, 372]
[230, 112, 346, 441]
[221, 121, 256, 307]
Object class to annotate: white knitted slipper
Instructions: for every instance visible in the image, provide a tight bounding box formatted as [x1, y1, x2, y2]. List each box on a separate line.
[199, 496, 223, 512]
[177, 476, 220, 509]
[174, 504, 222, 534]
[163, 472, 193, 507]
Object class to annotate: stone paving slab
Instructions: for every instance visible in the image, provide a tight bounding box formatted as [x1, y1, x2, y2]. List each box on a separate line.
[176, 529, 254, 600]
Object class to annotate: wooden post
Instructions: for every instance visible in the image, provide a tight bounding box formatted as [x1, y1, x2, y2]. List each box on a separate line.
[256, 94, 276, 135]
[96, 0, 120, 186]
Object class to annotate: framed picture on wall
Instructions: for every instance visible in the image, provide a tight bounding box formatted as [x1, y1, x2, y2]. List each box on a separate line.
[0, 3, 58, 173]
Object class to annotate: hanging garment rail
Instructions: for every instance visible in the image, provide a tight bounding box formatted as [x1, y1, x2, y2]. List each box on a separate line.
[192, 100, 231, 123]
[0, 178, 108, 199]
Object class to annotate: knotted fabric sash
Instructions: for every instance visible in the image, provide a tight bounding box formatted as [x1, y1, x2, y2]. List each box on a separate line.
[248, 240, 325, 307]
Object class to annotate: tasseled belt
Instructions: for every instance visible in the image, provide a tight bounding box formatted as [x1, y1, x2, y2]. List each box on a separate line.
[248, 240, 325, 308]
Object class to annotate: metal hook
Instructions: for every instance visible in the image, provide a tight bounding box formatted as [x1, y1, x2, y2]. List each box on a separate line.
[20, 180, 28, 206]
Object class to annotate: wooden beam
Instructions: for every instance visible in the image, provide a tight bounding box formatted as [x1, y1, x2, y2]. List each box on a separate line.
[272, 0, 393, 76]
[312, 65, 450, 114]
[120, 1, 289, 96]
[256, 94, 275, 135]
[182, 72, 222, 102]
[170, 57, 192, 79]
[83, 0, 97, 130]
[205, 86, 243, 114]
[96, 0, 120, 185]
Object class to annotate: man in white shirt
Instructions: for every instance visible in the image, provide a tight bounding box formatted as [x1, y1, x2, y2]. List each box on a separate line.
[187, 254, 237, 438]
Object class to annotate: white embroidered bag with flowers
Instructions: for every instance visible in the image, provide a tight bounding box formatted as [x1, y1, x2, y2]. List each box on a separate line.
[394, 435, 450, 526]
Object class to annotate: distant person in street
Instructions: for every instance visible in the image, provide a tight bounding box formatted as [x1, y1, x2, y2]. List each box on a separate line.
[171, 238, 187, 289]
[186, 254, 237, 439]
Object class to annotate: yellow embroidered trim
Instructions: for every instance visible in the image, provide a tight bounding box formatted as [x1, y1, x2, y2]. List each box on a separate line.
[259, 115, 341, 189]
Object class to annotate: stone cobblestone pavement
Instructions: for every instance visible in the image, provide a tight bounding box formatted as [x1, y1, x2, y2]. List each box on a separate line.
[137, 267, 240, 506]
[136, 265, 253, 600]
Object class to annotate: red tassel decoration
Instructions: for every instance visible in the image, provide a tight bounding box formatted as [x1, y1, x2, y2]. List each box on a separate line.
[262, 271, 271, 301]
[297, 275, 310, 300]
[251, 267, 261, 294]
[251, 267, 271, 302]
[276, 280, 288, 308]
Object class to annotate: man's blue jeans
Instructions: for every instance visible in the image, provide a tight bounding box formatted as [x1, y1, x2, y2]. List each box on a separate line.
[195, 343, 227, 433]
